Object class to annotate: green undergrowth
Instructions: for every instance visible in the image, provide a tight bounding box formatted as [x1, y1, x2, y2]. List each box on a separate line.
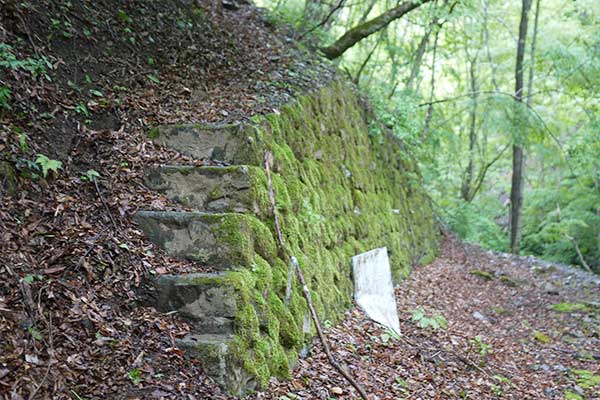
[201, 80, 439, 390]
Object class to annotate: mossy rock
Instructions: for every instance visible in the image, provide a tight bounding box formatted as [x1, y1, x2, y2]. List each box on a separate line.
[0, 160, 17, 196]
[469, 269, 494, 281]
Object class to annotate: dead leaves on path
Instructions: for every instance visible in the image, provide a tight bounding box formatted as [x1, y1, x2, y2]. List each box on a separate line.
[253, 237, 600, 400]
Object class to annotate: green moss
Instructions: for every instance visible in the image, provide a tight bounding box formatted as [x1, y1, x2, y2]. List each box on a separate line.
[194, 80, 439, 390]
[147, 126, 160, 139]
[469, 269, 495, 281]
[207, 186, 224, 201]
[551, 302, 590, 313]
[533, 331, 551, 344]
[0, 160, 17, 196]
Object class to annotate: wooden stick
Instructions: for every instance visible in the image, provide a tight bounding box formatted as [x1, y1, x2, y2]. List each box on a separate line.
[93, 177, 120, 232]
[293, 257, 370, 400]
[263, 151, 369, 399]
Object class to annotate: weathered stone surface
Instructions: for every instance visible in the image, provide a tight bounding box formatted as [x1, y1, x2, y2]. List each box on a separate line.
[154, 273, 237, 333]
[148, 123, 260, 164]
[0, 160, 17, 196]
[134, 211, 276, 268]
[177, 334, 257, 397]
[145, 165, 261, 213]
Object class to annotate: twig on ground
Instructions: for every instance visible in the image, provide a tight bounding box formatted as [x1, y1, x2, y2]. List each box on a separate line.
[263, 150, 370, 399]
[93, 177, 120, 232]
[294, 258, 371, 400]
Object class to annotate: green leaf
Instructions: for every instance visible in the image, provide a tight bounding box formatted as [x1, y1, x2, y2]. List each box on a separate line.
[28, 326, 42, 341]
[128, 368, 143, 385]
[147, 74, 160, 84]
[83, 169, 101, 181]
[35, 154, 63, 177]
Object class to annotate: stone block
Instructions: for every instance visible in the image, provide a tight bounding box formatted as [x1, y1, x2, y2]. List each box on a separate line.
[177, 334, 257, 397]
[148, 123, 261, 164]
[145, 165, 263, 213]
[154, 273, 237, 333]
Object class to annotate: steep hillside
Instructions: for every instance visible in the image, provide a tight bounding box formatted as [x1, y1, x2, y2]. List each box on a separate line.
[0, 1, 437, 398]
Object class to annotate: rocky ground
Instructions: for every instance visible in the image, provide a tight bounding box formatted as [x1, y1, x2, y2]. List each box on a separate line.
[255, 237, 600, 400]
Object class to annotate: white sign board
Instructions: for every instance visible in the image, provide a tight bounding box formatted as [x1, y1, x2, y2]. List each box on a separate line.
[351, 247, 401, 335]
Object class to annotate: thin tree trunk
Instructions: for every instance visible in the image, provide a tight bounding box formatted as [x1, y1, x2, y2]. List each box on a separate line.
[406, 26, 433, 91]
[483, 0, 500, 91]
[320, 0, 434, 59]
[526, 0, 541, 105]
[354, 35, 382, 84]
[509, 0, 533, 254]
[422, 28, 440, 140]
[461, 57, 479, 202]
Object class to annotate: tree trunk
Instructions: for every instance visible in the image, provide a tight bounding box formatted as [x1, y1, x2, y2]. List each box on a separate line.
[509, 0, 533, 254]
[526, 0, 541, 105]
[320, 0, 434, 59]
[461, 57, 479, 202]
[422, 28, 440, 140]
[406, 27, 433, 92]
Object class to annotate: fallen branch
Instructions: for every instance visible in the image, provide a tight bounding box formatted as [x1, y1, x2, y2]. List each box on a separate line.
[93, 177, 120, 232]
[263, 150, 370, 399]
[565, 234, 593, 273]
[293, 257, 370, 400]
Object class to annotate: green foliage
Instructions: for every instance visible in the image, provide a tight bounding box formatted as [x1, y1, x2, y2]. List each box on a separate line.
[533, 331, 551, 344]
[437, 197, 508, 252]
[0, 85, 11, 109]
[127, 368, 143, 385]
[81, 169, 101, 181]
[35, 154, 63, 177]
[471, 335, 492, 356]
[550, 302, 590, 313]
[0, 43, 52, 79]
[410, 308, 447, 330]
[521, 179, 600, 272]
[571, 369, 600, 390]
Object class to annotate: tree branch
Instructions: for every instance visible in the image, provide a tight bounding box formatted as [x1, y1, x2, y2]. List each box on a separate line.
[320, 0, 434, 59]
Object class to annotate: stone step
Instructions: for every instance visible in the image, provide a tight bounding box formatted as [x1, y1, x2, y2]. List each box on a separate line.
[148, 123, 260, 164]
[177, 333, 256, 397]
[134, 211, 276, 269]
[145, 165, 264, 213]
[153, 273, 237, 334]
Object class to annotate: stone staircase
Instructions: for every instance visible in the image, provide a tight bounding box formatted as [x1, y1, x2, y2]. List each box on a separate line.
[136, 123, 272, 396]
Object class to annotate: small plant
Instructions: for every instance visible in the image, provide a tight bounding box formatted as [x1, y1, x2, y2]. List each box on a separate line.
[0, 85, 11, 109]
[410, 308, 447, 330]
[17, 129, 29, 152]
[128, 368, 143, 385]
[564, 391, 583, 400]
[28, 326, 43, 341]
[0, 44, 52, 79]
[35, 154, 62, 177]
[533, 331, 551, 344]
[380, 328, 401, 344]
[551, 302, 590, 313]
[81, 169, 100, 182]
[570, 369, 600, 389]
[147, 74, 160, 84]
[471, 335, 492, 356]
[74, 102, 90, 116]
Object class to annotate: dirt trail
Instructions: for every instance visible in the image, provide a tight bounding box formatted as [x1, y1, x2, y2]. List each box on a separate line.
[253, 237, 600, 399]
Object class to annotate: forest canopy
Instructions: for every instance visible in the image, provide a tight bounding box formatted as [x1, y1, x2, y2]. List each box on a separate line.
[259, 0, 600, 272]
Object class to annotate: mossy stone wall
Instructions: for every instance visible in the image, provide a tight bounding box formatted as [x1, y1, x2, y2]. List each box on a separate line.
[207, 80, 439, 388]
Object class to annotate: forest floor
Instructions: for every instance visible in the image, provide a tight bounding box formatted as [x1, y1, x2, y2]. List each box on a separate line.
[253, 236, 600, 400]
